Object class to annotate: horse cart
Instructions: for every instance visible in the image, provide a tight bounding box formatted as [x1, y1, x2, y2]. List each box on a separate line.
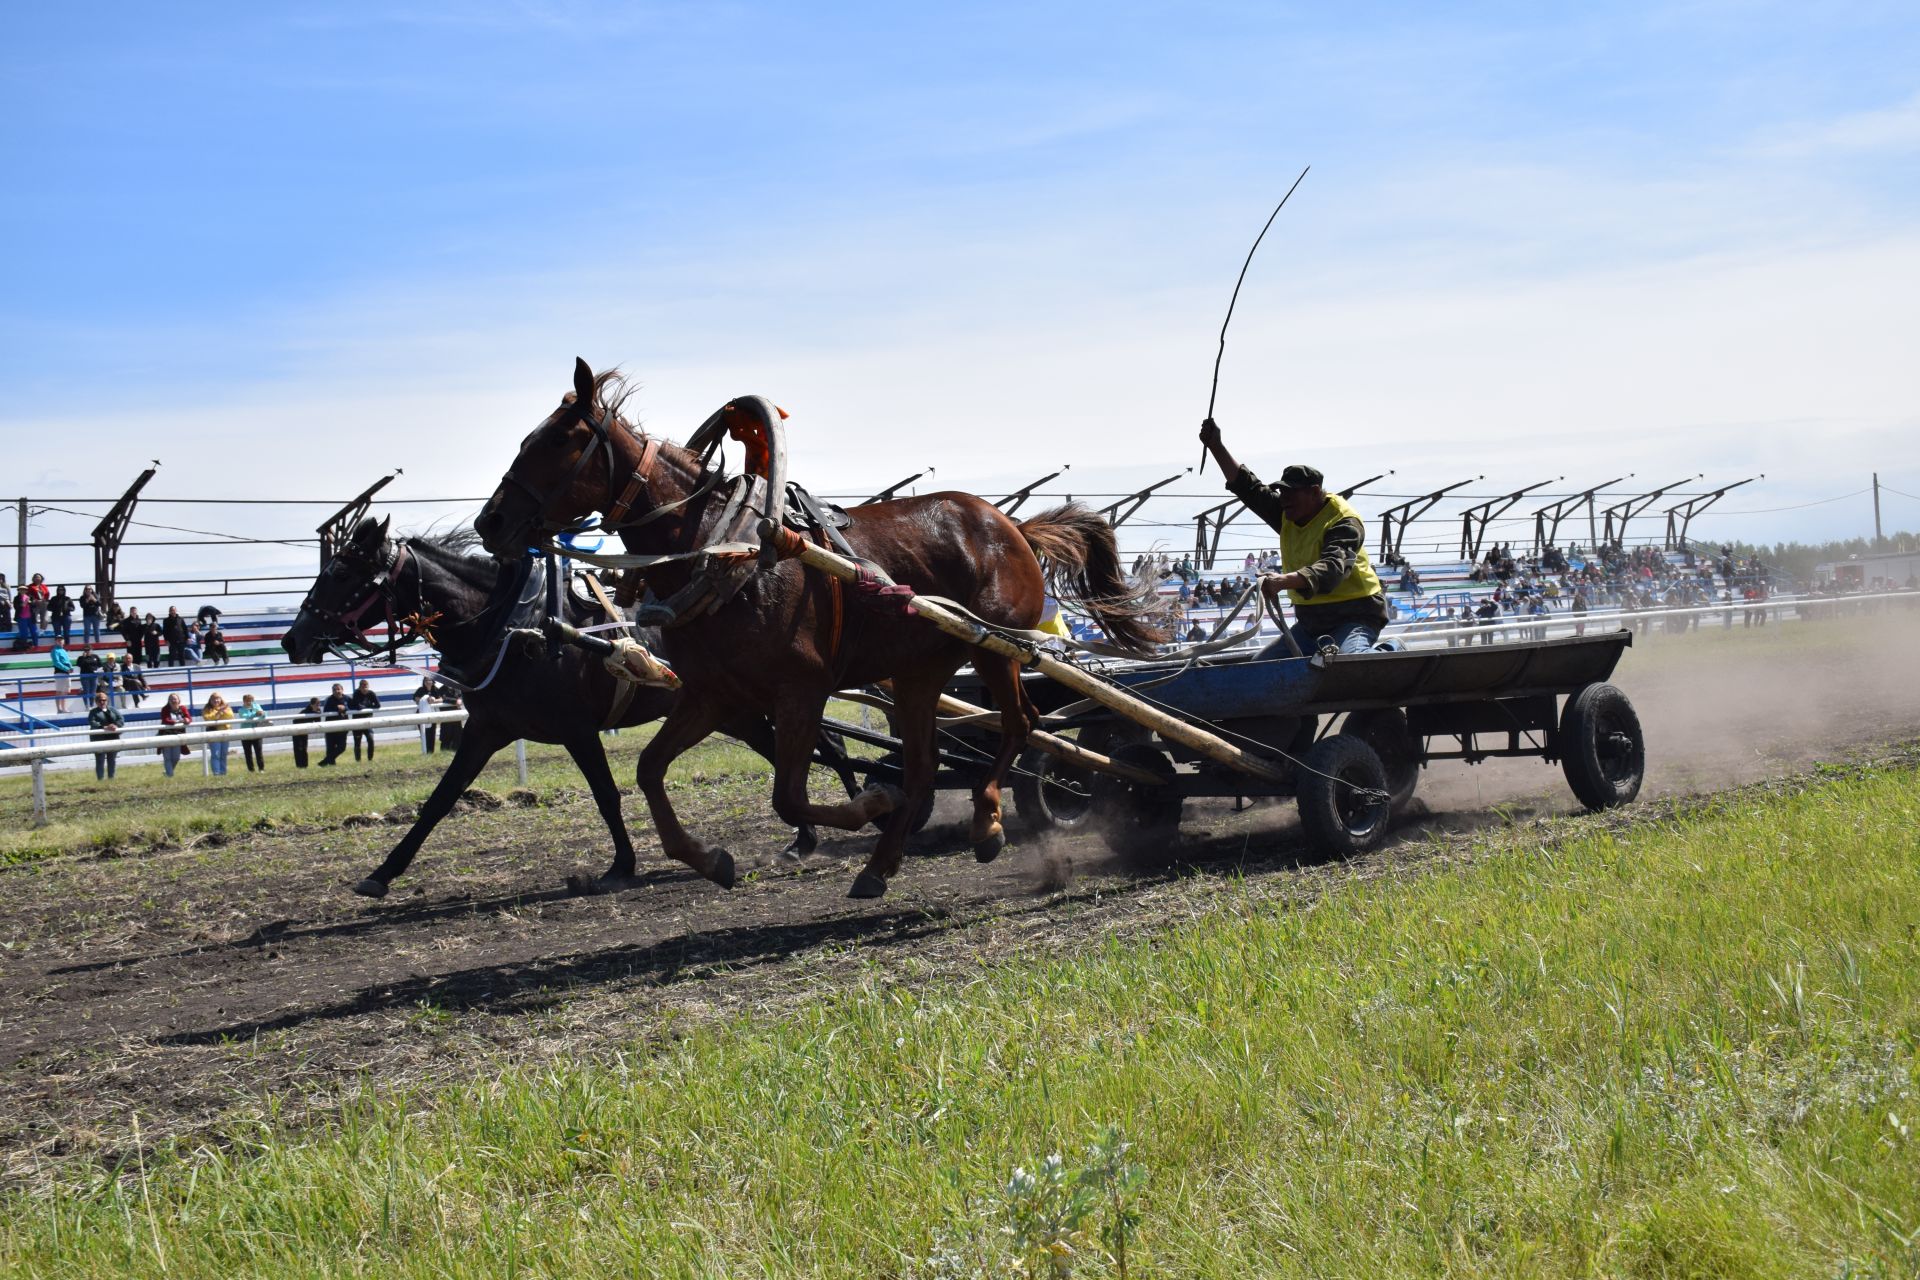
[816, 611, 1645, 859]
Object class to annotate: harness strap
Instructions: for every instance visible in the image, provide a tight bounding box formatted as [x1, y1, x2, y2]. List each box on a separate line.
[605, 437, 662, 528]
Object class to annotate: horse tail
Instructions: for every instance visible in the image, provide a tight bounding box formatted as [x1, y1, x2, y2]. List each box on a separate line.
[1016, 504, 1170, 654]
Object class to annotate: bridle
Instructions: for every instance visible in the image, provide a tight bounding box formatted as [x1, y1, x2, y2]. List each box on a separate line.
[494, 400, 726, 543]
[299, 539, 433, 662]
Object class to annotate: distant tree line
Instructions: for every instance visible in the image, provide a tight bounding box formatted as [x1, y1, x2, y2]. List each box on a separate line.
[1712, 531, 1917, 582]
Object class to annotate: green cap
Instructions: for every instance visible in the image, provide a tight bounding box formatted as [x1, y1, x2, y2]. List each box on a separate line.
[1275, 464, 1324, 490]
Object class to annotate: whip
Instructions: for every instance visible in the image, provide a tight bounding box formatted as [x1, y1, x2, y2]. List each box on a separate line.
[1200, 165, 1310, 475]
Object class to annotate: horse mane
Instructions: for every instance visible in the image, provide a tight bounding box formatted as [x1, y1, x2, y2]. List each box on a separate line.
[578, 368, 642, 434]
[403, 524, 486, 557]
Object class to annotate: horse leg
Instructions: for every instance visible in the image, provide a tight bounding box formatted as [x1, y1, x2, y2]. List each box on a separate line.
[561, 733, 644, 890]
[964, 652, 1036, 863]
[354, 726, 507, 898]
[721, 713, 820, 860]
[769, 690, 904, 842]
[844, 669, 944, 899]
[636, 696, 738, 888]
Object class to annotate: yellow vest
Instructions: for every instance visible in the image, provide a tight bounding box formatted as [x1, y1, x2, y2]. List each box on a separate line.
[1280, 492, 1383, 607]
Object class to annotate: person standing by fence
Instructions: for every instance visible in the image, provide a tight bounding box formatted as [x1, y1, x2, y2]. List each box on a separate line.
[349, 678, 381, 761]
[413, 679, 439, 754]
[75, 644, 103, 705]
[319, 683, 350, 766]
[292, 696, 322, 768]
[236, 693, 269, 772]
[49, 640, 74, 713]
[202, 693, 234, 775]
[88, 691, 125, 780]
[158, 693, 192, 777]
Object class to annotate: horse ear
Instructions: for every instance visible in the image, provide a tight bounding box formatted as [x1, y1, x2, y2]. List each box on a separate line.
[351, 517, 382, 550]
[376, 514, 392, 543]
[573, 357, 595, 408]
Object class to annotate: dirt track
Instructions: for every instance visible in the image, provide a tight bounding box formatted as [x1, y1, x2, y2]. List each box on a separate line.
[3, 613, 1918, 1184]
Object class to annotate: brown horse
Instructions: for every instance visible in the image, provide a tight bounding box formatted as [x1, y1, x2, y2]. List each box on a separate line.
[476, 359, 1166, 898]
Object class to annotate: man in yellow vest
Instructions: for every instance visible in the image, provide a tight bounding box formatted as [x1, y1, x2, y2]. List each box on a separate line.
[1200, 418, 1389, 656]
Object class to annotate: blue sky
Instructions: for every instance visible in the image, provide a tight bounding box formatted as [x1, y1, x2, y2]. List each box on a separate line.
[4, 3, 1917, 589]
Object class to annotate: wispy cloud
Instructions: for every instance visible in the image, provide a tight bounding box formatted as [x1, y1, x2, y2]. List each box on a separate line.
[1755, 90, 1920, 157]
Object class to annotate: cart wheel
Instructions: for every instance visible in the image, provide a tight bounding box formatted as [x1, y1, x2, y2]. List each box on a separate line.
[1343, 708, 1420, 813]
[1295, 734, 1393, 857]
[865, 753, 935, 833]
[1091, 743, 1182, 859]
[1559, 683, 1644, 810]
[1012, 745, 1097, 832]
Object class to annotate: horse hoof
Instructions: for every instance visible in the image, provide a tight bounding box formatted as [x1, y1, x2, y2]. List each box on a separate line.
[708, 849, 737, 890]
[779, 828, 817, 862]
[353, 877, 389, 899]
[973, 830, 1007, 864]
[848, 871, 888, 899]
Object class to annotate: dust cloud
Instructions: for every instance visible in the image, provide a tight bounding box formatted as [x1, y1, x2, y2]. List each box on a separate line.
[1409, 607, 1920, 819]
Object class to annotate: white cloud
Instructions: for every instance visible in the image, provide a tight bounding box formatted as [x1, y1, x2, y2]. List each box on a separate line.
[1756, 90, 1920, 157]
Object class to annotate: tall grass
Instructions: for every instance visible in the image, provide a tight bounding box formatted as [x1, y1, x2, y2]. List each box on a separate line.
[5, 758, 1917, 1277]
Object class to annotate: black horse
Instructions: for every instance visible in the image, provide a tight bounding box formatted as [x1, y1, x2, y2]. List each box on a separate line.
[282, 517, 847, 898]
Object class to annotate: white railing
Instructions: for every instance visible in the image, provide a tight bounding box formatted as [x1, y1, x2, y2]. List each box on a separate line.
[9, 709, 488, 826]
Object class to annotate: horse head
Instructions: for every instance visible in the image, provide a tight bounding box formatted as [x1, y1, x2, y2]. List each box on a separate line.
[281, 515, 396, 662]
[477, 358, 701, 559]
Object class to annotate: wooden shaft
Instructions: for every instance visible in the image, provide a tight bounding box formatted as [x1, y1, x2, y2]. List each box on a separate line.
[843, 686, 1166, 786]
[772, 526, 1291, 785]
[930, 691, 1168, 785]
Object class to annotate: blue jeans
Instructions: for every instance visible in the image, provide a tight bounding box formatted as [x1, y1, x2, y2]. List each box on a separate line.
[82, 617, 101, 644]
[1261, 618, 1383, 658]
[208, 739, 230, 775]
[162, 745, 181, 777]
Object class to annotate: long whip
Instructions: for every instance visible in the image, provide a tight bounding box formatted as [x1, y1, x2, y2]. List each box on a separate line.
[1200, 165, 1310, 475]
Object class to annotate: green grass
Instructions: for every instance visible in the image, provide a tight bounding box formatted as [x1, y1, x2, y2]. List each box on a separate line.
[6, 757, 1918, 1277]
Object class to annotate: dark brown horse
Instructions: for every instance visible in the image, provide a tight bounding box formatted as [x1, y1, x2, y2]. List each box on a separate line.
[475, 359, 1166, 898]
[282, 516, 851, 897]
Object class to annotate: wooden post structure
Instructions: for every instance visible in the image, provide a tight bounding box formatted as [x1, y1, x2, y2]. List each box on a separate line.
[1601, 476, 1699, 550]
[1662, 475, 1761, 550]
[861, 469, 935, 505]
[1376, 477, 1479, 563]
[1531, 475, 1629, 558]
[993, 467, 1070, 517]
[1193, 498, 1247, 571]
[1457, 478, 1560, 561]
[90, 464, 160, 609]
[317, 472, 401, 569]
[1098, 470, 1190, 530]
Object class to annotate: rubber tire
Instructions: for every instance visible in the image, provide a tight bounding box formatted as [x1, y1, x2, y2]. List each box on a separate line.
[1011, 745, 1097, 833]
[1295, 733, 1393, 858]
[1343, 708, 1420, 813]
[1559, 683, 1645, 810]
[1091, 744, 1182, 859]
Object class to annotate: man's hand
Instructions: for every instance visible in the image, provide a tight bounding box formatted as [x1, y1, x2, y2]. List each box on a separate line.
[1198, 417, 1222, 449]
[1259, 570, 1299, 601]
